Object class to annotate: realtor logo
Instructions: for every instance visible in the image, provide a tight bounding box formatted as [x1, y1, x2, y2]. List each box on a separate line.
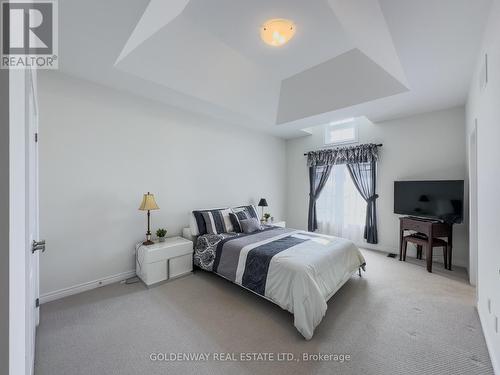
[1, 0, 58, 69]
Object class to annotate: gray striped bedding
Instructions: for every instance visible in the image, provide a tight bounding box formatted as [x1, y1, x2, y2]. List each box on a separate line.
[193, 226, 366, 339]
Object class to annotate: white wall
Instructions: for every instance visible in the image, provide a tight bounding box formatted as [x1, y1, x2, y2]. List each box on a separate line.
[286, 107, 467, 266]
[38, 72, 286, 296]
[466, 0, 500, 371]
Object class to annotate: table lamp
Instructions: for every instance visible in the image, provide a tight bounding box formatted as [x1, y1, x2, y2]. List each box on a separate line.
[258, 198, 268, 221]
[138, 192, 159, 245]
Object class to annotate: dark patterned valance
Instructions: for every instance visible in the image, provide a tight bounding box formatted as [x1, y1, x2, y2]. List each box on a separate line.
[307, 143, 379, 167]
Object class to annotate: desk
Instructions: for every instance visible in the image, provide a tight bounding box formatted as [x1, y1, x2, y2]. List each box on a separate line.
[399, 217, 453, 272]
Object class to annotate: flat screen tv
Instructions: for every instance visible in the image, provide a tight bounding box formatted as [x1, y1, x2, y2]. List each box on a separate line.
[394, 180, 464, 223]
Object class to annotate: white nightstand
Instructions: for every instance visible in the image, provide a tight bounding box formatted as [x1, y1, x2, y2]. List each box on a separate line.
[271, 221, 286, 228]
[136, 236, 193, 287]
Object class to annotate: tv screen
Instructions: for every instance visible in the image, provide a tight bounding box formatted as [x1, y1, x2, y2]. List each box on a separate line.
[394, 180, 464, 223]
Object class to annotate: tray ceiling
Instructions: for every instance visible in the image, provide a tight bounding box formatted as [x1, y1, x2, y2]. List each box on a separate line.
[56, 0, 492, 138]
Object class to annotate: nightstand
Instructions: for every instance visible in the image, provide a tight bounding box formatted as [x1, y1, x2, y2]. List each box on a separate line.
[136, 236, 193, 287]
[271, 221, 286, 228]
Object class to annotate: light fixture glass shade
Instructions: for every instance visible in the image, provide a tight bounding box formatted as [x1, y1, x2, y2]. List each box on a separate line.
[138, 192, 159, 211]
[260, 19, 296, 47]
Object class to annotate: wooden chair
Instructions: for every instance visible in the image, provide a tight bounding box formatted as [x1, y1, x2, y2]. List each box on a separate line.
[401, 234, 448, 271]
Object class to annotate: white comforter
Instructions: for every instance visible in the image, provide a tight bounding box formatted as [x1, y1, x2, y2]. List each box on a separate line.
[260, 231, 365, 339]
[209, 228, 366, 339]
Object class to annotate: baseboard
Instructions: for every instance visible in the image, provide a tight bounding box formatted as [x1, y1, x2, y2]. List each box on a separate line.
[478, 306, 500, 374]
[39, 270, 136, 304]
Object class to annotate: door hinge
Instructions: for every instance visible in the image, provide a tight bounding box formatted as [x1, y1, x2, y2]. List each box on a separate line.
[35, 298, 40, 308]
[34, 133, 38, 143]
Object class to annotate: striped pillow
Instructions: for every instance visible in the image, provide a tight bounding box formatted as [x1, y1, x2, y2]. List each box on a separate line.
[191, 208, 233, 235]
[229, 211, 248, 233]
[200, 209, 234, 235]
[231, 205, 260, 232]
[232, 205, 259, 219]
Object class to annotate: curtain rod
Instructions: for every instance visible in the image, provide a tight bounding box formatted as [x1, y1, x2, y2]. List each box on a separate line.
[303, 143, 382, 156]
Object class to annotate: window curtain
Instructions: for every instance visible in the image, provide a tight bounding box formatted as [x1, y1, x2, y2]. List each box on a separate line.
[308, 165, 333, 232]
[307, 143, 379, 241]
[316, 165, 366, 243]
[307, 143, 378, 167]
[346, 161, 378, 244]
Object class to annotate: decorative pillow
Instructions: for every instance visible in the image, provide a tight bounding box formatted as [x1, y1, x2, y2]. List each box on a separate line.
[240, 218, 262, 234]
[190, 208, 233, 235]
[231, 205, 259, 233]
[229, 211, 250, 233]
[232, 205, 259, 219]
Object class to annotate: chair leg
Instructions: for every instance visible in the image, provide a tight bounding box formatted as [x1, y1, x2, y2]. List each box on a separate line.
[448, 245, 452, 270]
[403, 240, 408, 261]
[443, 245, 448, 269]
[426, 245, 432, 273]
[417, 245, 422, 259]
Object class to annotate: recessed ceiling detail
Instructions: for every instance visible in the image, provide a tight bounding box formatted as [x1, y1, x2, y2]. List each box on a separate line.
[260, 19, 296, 47]
[115, 0, 190, 64]
[114, 0, 411, 126]
[277, 49, 408, 124]
[58, 0, 493, 137]
[327, 0, 409, 88]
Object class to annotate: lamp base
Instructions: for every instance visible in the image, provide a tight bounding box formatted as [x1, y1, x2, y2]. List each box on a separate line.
[142, 240, 154, 246]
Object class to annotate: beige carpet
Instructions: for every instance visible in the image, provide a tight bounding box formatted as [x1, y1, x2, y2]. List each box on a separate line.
[35, 249, 493, 375]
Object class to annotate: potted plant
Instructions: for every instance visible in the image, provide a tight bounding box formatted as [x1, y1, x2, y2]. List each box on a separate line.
[156, 228, 167, 242]
[263, 213, 271, 223]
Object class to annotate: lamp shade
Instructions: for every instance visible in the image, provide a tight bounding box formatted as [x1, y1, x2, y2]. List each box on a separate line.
[138, 192, 159, 211]
[258, 198, 268, 207]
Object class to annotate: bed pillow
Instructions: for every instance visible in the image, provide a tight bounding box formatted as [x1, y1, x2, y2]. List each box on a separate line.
[201, 209, 234, 234]
[231, 205, 260, 233]
[229, 210, 250, 233]
[190, 208, 233, 235]
[240, 218, 262, 234]
[232, 205, 259, 220]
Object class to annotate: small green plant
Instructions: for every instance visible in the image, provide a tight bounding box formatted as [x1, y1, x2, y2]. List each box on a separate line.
[263, 213, 271, 221]
[156, 228, 167, 238]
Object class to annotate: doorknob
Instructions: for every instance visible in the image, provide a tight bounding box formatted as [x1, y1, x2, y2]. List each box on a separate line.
[32, 240, 46, 253]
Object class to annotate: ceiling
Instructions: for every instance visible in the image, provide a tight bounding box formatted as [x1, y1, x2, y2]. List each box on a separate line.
[57, 0, 492, 138]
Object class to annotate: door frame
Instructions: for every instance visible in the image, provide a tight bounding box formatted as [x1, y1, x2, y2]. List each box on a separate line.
[469, 121, 478, 290]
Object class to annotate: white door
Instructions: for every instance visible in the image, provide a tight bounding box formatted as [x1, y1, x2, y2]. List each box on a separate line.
[9, 67, 41, 375]
[26, 68, 41, 374]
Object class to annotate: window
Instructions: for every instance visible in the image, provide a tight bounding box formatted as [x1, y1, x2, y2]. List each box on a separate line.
[316, 165, 366, 243]
[324, 119, 358, 145]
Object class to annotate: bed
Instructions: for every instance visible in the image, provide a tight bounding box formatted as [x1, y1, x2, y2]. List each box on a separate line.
[184, 223, 366, 340]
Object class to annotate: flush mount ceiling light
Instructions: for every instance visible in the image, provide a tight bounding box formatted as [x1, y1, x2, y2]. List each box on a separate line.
[260, 19, 296, 47]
